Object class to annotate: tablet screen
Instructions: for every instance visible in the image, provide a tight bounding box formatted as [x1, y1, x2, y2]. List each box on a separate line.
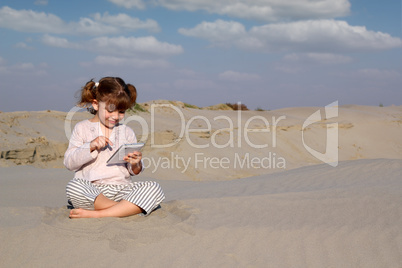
[106, 143, 145, 165]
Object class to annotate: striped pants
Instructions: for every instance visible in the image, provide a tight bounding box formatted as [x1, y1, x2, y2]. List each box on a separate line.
[66, 178, 165, 215]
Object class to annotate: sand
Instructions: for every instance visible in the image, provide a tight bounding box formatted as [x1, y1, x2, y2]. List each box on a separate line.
[0, 103, 401, 267]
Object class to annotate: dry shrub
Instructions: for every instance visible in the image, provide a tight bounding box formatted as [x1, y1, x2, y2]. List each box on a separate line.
[225, 103, 249, 111]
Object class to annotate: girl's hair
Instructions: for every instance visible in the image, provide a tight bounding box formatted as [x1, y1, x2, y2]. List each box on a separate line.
[78, 77, 137, 114]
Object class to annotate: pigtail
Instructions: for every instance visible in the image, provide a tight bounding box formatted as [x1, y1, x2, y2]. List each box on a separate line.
[78, 80, 97, 106]
[126, 84, 137, 106]
[76, 80, 98, 114]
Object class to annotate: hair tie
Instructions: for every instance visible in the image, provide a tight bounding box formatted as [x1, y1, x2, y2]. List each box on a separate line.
[95, 82, 99, 88]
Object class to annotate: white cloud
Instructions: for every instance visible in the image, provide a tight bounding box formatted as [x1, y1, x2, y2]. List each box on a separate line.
[0, 6, 65, 33]
[92, 12, 160, 32]
[13, 62, 35, 70]
[14, 42, 35, 50]
[179, 19, 402, 52]
[93, 55, 170, 68]
[88, 36, 183, 56]
[179, 20, 246, 47]
[284, 53, 352, 64]
[219, 70, 260, 81]
[249, 20, 402, 51]
[0, 60, 47, 76]
[42, 35, 82, 49]
[156, 0, 350, 21]
[0, 6, 159, 35]
[73, 17, 118, 36]
[107, 0, 146, 9]
[42, 35, 183, 58]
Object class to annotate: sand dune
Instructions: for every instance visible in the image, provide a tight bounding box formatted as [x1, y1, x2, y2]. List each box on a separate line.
[1, 159, 401, 267]
[1, 104, 401, 179]
[0, 103, 401, 267]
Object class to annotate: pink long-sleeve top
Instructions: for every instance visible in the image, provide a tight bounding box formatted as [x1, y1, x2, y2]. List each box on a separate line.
[64, 120, 139, 185]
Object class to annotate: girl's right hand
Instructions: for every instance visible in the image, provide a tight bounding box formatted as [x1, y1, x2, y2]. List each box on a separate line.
[90, 136, 113, 152]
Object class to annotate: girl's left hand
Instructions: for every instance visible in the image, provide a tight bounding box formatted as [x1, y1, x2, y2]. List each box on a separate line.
[124, 151, 142, 165]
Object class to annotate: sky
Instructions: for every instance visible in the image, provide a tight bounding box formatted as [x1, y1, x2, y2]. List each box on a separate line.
[0, 0, 401, 112]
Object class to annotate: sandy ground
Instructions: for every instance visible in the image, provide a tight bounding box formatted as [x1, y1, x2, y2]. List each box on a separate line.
[0, 103, 401, 267]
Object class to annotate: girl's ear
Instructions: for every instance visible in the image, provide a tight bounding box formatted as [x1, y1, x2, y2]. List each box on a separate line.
[92, 100, 99, 111]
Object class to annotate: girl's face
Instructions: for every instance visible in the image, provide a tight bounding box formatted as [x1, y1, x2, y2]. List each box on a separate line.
[92, 100, 126, 129]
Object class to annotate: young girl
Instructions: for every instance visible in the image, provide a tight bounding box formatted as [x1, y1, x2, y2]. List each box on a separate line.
[64, 77, 165, 218]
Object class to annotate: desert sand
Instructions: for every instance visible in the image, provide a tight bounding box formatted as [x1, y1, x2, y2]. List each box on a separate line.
[0, 103, 401, 267]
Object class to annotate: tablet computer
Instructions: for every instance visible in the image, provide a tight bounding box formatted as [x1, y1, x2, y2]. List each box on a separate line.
[106, 143, 145, 165]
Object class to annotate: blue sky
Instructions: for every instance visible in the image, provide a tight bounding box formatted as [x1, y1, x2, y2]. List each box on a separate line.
[0, 0, 401, 112]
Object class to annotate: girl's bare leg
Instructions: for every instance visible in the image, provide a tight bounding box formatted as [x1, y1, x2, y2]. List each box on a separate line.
[93, 194, 118, 210]
[69, 200, 143, 219]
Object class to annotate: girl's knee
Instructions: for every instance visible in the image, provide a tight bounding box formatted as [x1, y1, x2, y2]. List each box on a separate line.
[66, 178, 99, 209]
[150, 181, 162, 190]
[147, 181, 165, 197]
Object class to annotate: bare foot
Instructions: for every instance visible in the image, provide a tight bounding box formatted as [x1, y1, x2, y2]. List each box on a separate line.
[69, 200, 142, 218]
[69, 208, 100, 219]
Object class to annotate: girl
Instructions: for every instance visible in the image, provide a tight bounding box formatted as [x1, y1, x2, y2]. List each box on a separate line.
[64, 77, 165, 218]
